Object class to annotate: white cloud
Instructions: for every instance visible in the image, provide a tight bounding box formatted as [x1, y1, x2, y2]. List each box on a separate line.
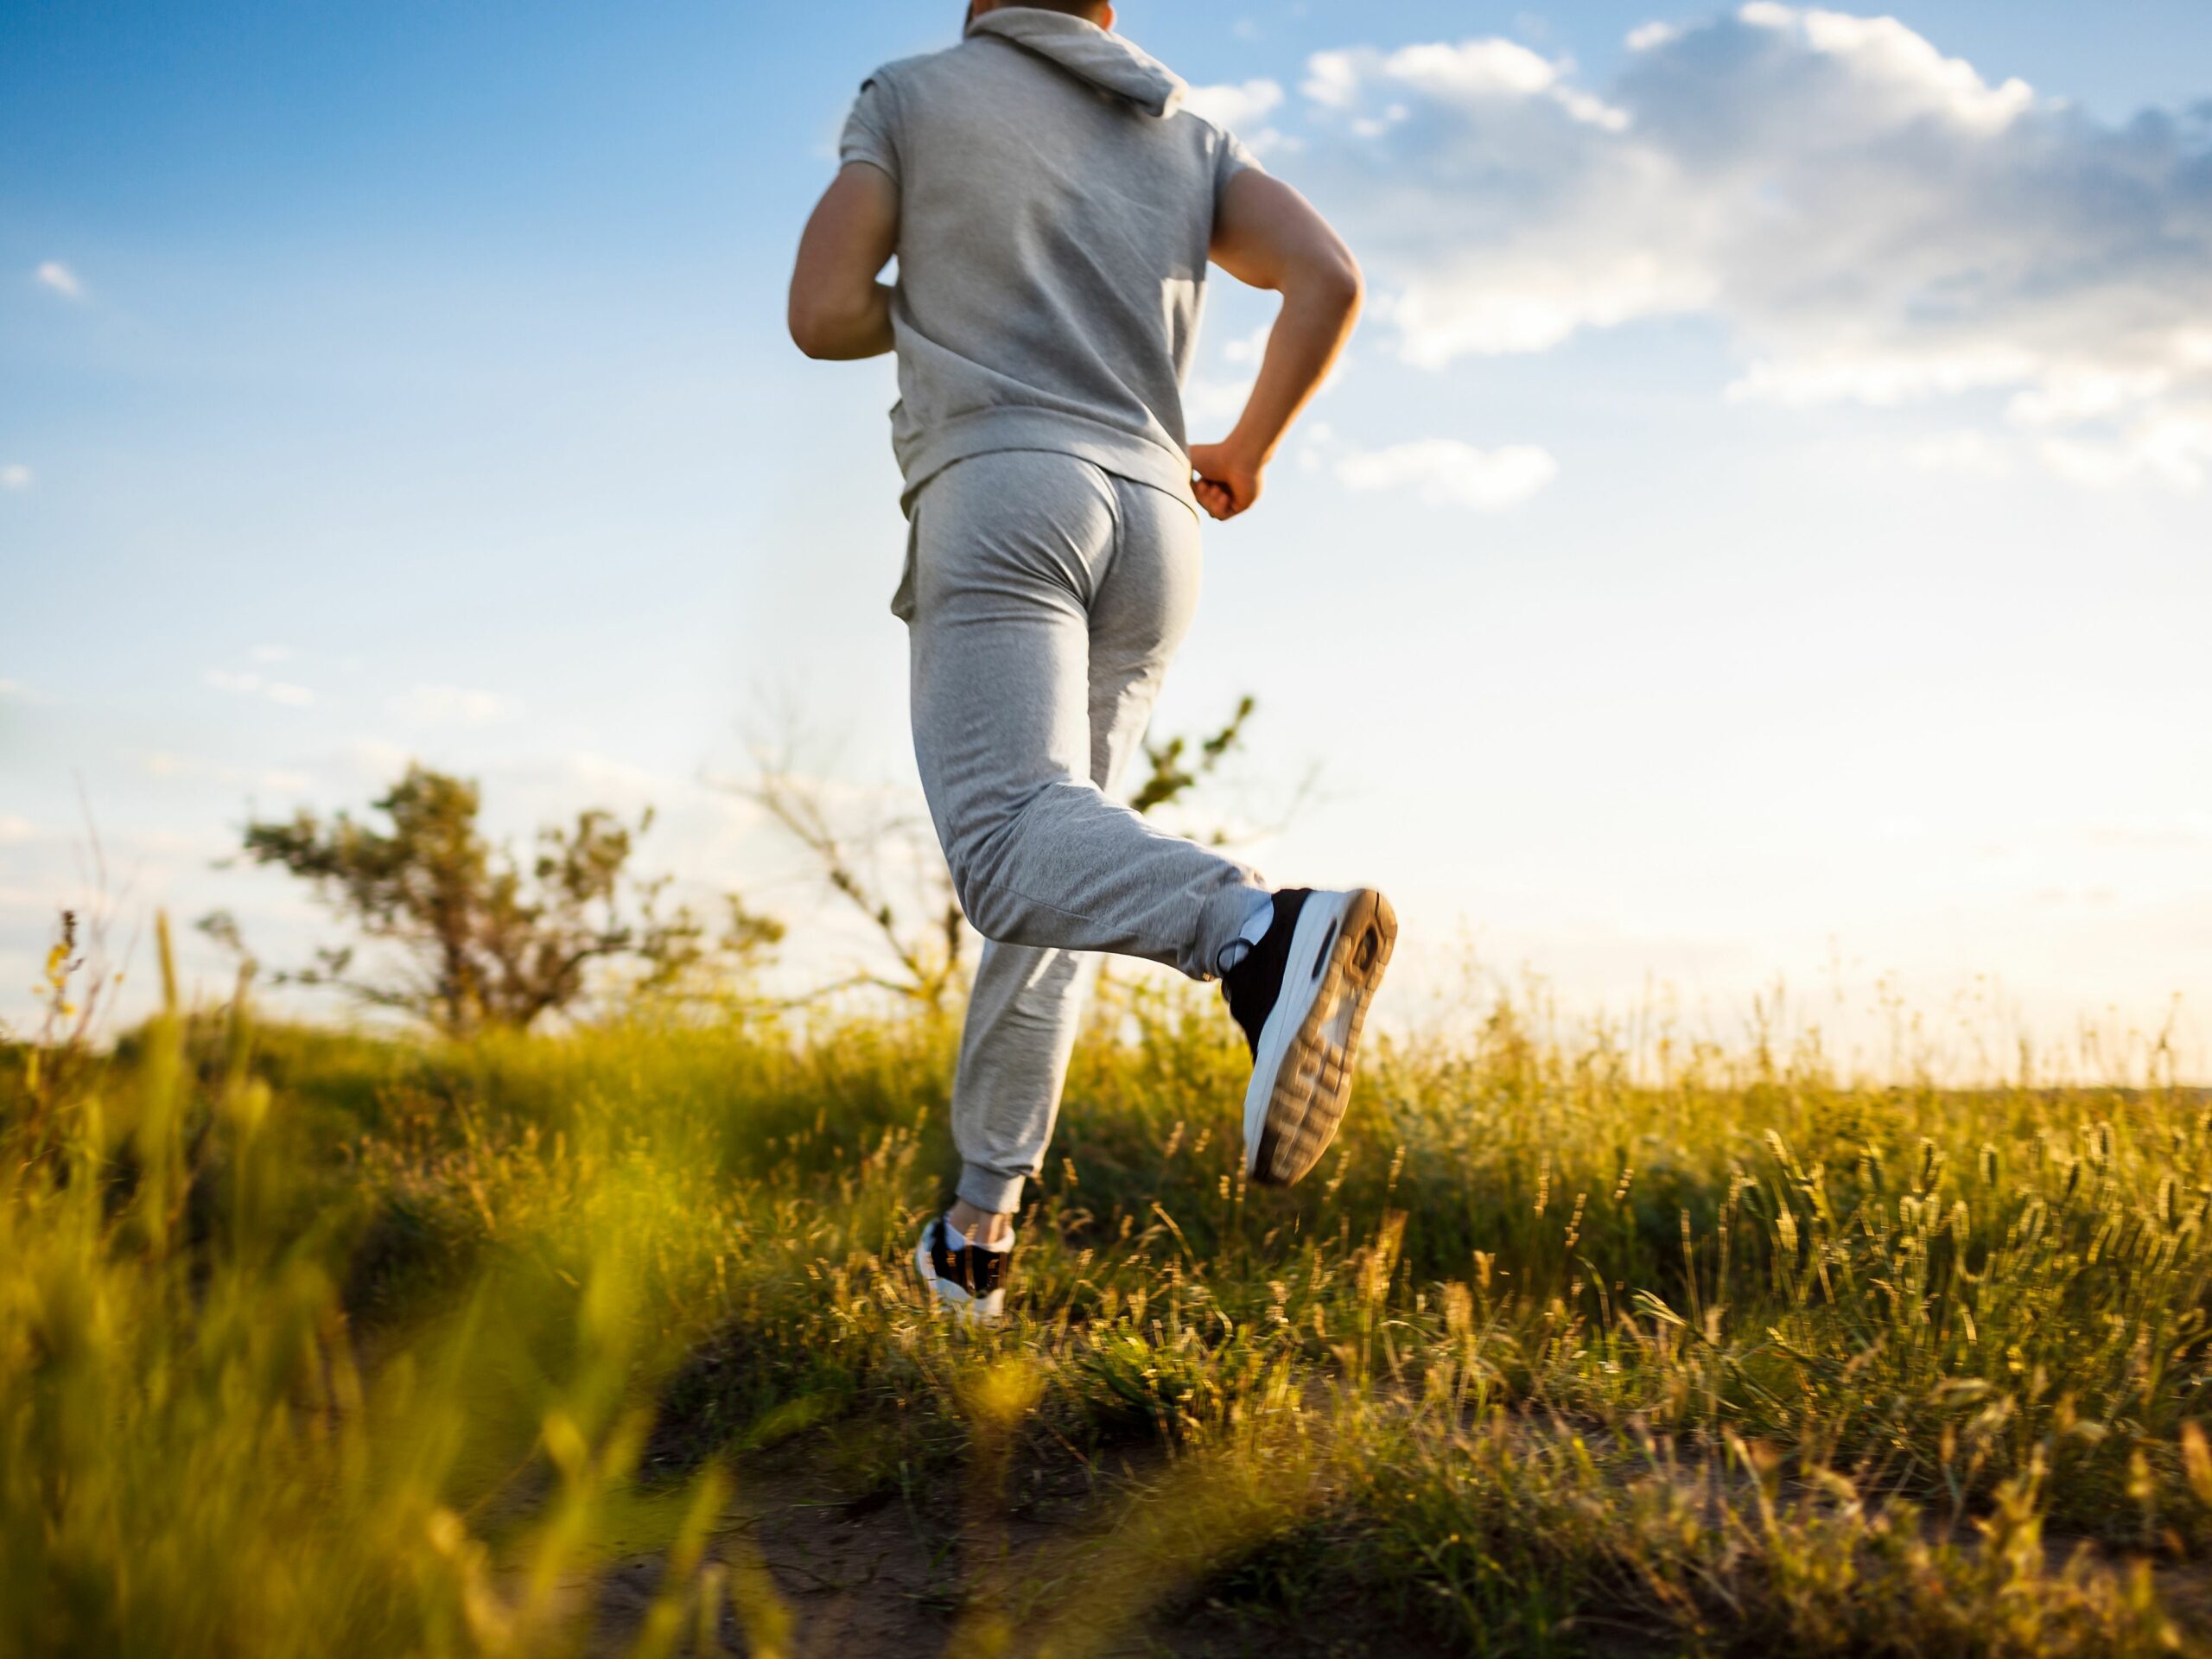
[556, 749, 677, 806]
[1292, 8, 2212, 487]
[1188, 316, 1357, 429]
[1183, 373, 1255, 425]
[2032, 415, 2212, 491]
[34, 261, 83, 301]
[251, 644, 296, 664]
[1624, 21, 1681, 51]
[1185, 78, 1285, 131]
[1306, 39, 1627, 131]
[125, 749, 316, 795]
[0, 816, 35, 846]
[1220, 325, 1273, 366]
[2139, 411, 2212, 489]
[0, 465, 31, 491]
[346, 737, 414, 779]
[2087, 814, 2212, 850]
[1302, 51, 1363, 110]
[1904, 429, 2013, 479]
[1726, 346, 2040, 410]
[1374, 40, 1559, 100]
[205, 668, 315, 707]
[1740, 5, 2034, 132]
[2037, 438, 2145, 491]
[388, 683, 524, 726]
[1184, 79, 1294, 156]
[1335, 438, 1559, 510]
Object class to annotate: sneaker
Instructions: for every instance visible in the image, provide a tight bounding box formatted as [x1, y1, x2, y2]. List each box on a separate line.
[1222, 888, 1397, 1187]
[914, 1212, 1011, 1325]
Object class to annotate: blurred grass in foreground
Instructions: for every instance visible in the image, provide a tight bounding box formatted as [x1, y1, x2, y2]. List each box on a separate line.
[2, 919, 2207, 1656]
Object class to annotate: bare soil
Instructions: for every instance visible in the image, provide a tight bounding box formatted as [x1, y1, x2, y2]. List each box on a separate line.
[585, 1434, 1446, 1659]
[582, 1420, 2212, 1658]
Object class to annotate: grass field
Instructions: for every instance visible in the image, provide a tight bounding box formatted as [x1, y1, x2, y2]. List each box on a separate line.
[4, 923, 2209, 1656]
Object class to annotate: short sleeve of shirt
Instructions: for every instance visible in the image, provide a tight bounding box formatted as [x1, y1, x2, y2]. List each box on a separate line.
[839, 75, 901, 185]
[1211, 124, 1264, 203]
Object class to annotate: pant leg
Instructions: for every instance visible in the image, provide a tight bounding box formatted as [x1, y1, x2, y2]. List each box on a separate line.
[949, 938, 1091, 1212]
[909, 453, 1268, 1213]
[906, 450, 1265, 978]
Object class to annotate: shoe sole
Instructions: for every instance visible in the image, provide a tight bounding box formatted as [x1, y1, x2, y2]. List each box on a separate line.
[1243, 887, 1397, 1187]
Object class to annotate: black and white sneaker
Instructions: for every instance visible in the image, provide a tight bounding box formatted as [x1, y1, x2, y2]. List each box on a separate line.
[1222, 888, 1397, 1187]
[914, 1212, 1011, 1325]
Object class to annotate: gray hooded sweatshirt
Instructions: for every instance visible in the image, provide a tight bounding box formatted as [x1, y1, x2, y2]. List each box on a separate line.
[837, 8, 1260, 514]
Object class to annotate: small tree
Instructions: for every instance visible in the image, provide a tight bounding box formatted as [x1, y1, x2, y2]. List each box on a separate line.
[1129, 695, 1255, 819]
[741, 696, 1294, 1008]
[744, 766, 965, 1012]
[225, 764, 779, 1033]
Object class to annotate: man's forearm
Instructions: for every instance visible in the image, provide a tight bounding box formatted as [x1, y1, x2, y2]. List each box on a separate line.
[790, 280, 896, 360]
[1222, 272, 1360, 464]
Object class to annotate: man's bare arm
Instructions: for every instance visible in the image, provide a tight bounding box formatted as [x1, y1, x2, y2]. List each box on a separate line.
[1192, 169, 1363, 521]
[788, 163, 900, 360]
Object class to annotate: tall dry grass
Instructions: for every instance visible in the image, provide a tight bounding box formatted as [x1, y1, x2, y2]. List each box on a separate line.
[1, 919, 2205, 1654]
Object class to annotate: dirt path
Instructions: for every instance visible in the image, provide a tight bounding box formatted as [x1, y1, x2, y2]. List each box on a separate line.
[585, 1437, 1439, 1659]
[582, 1422, 2212, 1658]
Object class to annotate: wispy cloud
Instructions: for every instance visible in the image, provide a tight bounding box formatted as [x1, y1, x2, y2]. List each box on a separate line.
[205, 668, 315, 708]
[0, 465, 32, 491]
[1624, 21, 1681, 51]
[1305, 39, 1628, 132]
[2085, 813, 2212, 850]
[33, 261, 84, 301]
[128, 750, 313, 794]
[388, 683, 524, 726]
[1290, 5, 2212, 488]
[2037, 416, 2212, 489]
[1220, 325, 1273, 367]
[1189, 321, 1352, 431]
[1335, 438, 1558, 510]
[1185, 78, 1285, 129]
[1183, 372, 1256, 425]
[1184, 78, 1294, 153]
[1906, 429, 2014, 479]
[340, 737, 414, 783]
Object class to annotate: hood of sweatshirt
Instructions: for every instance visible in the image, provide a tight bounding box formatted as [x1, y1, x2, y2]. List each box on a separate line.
[964, 8, 1187, 118]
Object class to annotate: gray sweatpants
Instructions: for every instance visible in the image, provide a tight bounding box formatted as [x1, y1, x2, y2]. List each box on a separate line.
[900, 449, 1270, 1215]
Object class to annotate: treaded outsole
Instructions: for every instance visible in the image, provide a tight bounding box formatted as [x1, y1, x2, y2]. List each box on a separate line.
[1249, 888, 1397, 1187]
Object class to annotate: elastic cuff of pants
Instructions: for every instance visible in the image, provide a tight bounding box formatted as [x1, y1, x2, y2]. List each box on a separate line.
[957, 1162, 1027, 1217]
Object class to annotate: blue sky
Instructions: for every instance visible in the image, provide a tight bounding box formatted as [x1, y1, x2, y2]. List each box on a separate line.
[3, 2, 2209, 1072]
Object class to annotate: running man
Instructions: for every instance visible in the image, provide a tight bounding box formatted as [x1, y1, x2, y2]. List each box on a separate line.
[788, 0, 1394, 1321]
